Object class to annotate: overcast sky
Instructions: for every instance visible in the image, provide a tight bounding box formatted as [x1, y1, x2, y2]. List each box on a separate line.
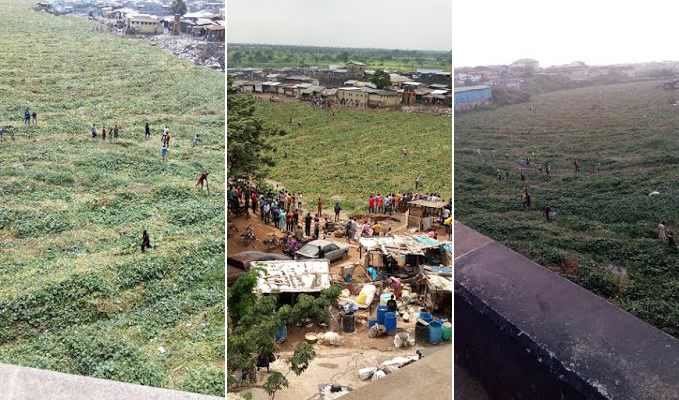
[228, 0, 452, 51]
[455, 0, 679, 67]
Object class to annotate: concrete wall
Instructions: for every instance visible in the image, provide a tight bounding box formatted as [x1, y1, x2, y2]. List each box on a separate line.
[454, 223, 679, 400]
[1, 363, 221, 400]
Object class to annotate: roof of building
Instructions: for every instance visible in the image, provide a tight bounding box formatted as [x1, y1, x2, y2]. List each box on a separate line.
[408, 199, 448, 208]
[253, 260, 331, 294]
[454, 85, 491, 93]
[359, 234, 444, 255]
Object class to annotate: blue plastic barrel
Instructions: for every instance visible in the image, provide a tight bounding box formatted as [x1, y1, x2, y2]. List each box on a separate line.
[384, 312, 397, 335]
[275, 324, 288, 343]
[376, 305, 388, 325]
[428, 320, 442, 344]
[418, 311, 433, 323]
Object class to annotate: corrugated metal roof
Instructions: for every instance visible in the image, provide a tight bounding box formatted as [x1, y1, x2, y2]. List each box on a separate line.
[254, 260, 331, 294]
[454, 85, 491, 93]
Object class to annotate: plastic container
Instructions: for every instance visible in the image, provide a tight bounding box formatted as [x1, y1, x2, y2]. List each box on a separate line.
[415, 321, 428, 342]
[442, 322, 452, 341]
[368, 319, 378, 328]
[376, 305, 388, 325]
[418, 311, 433, 323]
[380, 292, 392, 305]
[275, 324, 288, 343]
[428, 320, 442, 344]
[384, 312, 397, 335]
[342, 313, 355, 333]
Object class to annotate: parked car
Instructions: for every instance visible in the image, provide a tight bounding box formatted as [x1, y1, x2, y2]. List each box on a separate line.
[295, 239, 348, 262]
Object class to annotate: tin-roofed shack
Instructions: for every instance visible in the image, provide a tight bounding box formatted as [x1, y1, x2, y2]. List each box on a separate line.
[253, 260, 331, 294]
[358, 234, 451, 277]
[407, 199, 447, 231]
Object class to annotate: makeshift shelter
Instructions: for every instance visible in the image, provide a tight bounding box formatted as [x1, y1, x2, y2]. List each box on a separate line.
[253, 260, 331, 294]
[407, 200, 448, 231]
[358, 235, 448, 275]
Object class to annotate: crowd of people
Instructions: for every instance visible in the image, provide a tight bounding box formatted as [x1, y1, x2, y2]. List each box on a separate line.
[366, 192, 445, 214]
[228, 180, 453, 249]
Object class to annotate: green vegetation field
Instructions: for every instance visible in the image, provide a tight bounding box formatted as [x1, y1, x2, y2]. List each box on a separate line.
[455, 80, 679, 336]
[228, 43, 451, 72]
[0, 1, 224, 395]
[257, 101, 452, 211]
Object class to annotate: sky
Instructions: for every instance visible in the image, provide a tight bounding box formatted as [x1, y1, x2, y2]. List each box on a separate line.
[455, 0, 679, 67]
[228, 0, 452, 51]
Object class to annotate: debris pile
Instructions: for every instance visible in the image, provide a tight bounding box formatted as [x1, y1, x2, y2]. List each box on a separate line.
[149, 34, 224, 70]
[357, 353, 422, 381]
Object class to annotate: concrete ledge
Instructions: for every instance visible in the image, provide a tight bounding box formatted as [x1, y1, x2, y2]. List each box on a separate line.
[454, 223, 679, 400]
[0, 363, 222, 400]
[341, 347, 452, 400]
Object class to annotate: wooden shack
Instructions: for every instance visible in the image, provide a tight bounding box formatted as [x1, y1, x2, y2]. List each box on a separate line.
[407, 199, 447, 231]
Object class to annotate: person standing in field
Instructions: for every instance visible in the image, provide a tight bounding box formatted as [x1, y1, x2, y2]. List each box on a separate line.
[91, 124, 97, 139]
[31, 111, 37, 126]
[23, 108, 31, 127]
[113, 124, 119, 142]
[141, 230, 152, 252]
[574, 159, 580, 175]
[196, 171, 209, 193]
[101, 127, 107, 141]
[334, 201, 341, 222]
[317, 197, 323, 218]
[522, 187, 531, 209]
[160, 129, 170, 161]
[377, 193, 384, 214]
[658, 221, 668, 242]
[145, 122, 151, 140]
[278, 208, 287, 231]
[544, 206, 552, 222]
[368, 194, 375, 214]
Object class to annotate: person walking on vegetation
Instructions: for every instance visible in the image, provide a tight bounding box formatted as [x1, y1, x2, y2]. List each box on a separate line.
[141, 230, 152, 252]
[544, 206, 552, 222]
[574, 159, 580, 175]
[91, 124, 97, 139]
[522, 187, 531, 209]
[668, 230, 677, 250]
[196, 171, 209, 193]
[113, 124, 119, 142]
[545, 162, 551, 179]
[102, 127, 107, 141]
[31, 111, 37, 126]
[144, 122, 151, 140]
[658, 221, 668, 242]
[23, 108, 31, 127]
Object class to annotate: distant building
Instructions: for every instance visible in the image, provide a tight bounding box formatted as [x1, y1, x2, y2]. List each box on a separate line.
[367, 89, 401, 109]
[346, 60, 367, 75]
[454, 85, 492, 111]
[125, 14, 162, 34]
[337, 87, 369, 108]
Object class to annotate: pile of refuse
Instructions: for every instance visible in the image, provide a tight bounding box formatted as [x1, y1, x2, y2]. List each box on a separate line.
[149, 35, 224, 70]
[358, 353, 422, 382]
[319, 384, 352, 400]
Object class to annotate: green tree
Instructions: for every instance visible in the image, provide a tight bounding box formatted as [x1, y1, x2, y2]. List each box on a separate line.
[227, 268, 341, 395]
[170, 0, 187, 15]
[370, 69, 392, 89]
[226, 79, 286, 179]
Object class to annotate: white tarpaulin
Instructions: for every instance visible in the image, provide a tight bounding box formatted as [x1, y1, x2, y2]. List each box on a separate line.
[253, 260, 331, 294]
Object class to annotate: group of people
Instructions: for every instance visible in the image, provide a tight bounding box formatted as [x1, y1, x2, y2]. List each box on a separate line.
[90, 124, 121, 142]
[367, 192, 444, 215]
[23, 108, 37, 127]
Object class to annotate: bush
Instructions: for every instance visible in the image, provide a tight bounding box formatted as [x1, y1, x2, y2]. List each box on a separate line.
[180, 366, 225, 396]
